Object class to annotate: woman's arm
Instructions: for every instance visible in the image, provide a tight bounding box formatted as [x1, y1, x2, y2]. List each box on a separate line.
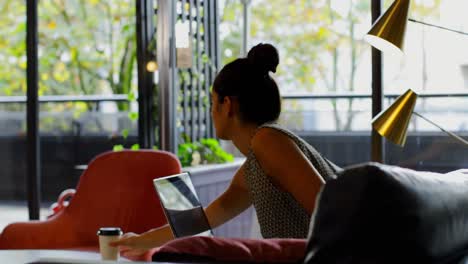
[110, 163, 251, 252]
[204, 163, 252, 229]
[251, 128, 325, 215]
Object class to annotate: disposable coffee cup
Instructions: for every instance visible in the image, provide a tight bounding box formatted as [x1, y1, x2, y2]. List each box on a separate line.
[97, 227, 123, 260]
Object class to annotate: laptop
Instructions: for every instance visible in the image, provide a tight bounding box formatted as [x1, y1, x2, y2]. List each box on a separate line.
[153, 172, 214, 238]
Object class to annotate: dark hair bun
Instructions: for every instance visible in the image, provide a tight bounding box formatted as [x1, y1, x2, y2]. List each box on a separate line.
[247, 43, 279, 74]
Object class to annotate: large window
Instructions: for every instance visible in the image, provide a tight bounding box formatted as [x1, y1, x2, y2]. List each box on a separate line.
[220, 0, 468, 171]
[0, 1, 139, 226]
[220, 0, 374, 166]
[0, 1, 30, 230]
[383, 0, 468, 172]
[37, 1, 138, 210]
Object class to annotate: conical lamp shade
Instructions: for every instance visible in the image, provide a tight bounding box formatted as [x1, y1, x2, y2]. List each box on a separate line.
[372, 89, 418, 146]
[365, 0, 410, 55]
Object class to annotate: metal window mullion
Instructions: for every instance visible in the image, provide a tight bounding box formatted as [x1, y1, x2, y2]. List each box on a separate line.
[191, 0, 199, 143]
[185, 69, 193, 140]
[195, 0, 202, 141]
[207, 0, 218, 138]
[188, 0, 194, 141]
[180, 0, 189, 141]
[170, 1, 179, 152]
[206, 0, 213, 138]
[181, 69, 189, 140]
[213, 0, 220, 137]
[157, 0, 177, 152]
[137, 0, 156, 148]
[371, 0, 384, 163]
[136, 0, 147, 148]
[136, 0, 146, 147]
[146, 0, 156, 148]
[202, 0, 211, 139]
[26, 0, 41, 220]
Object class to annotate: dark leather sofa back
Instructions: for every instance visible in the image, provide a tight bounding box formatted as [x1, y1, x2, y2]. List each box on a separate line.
[304, 163, 468, 264]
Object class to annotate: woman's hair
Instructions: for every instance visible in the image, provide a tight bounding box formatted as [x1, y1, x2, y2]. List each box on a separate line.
[213, 43, 281, 125]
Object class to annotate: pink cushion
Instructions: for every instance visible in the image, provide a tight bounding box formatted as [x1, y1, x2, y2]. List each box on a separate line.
[152, 236, 307, 263]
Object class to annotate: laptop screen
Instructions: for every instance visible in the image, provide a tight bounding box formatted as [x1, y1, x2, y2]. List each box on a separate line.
[153, 172, 213, 238]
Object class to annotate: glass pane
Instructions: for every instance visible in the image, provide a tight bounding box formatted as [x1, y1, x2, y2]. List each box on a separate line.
[0, 1, 29, 230]
[383, 0, 468, 172]
[385, 97, 468, 172]
[281, 97, 373, 167]
[219, 1, 243, 65]
[249, 0, 373, 166]
[38, 1, 138, 217]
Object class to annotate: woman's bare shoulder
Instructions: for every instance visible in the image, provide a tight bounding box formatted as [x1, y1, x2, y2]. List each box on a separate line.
[251, 126, 293, 148]
[250, 126, 302, 169]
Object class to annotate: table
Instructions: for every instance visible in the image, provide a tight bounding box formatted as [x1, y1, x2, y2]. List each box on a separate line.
[0, 250, 151, 264]
[0, 250, 216, 264]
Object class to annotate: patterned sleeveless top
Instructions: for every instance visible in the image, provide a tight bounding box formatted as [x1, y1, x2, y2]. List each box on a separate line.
[244, 123, 341, 239]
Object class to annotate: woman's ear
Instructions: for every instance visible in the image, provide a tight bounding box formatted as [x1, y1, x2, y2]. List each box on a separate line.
[222, 96, 237, 117]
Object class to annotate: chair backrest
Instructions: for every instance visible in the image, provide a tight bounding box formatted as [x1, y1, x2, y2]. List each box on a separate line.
[63, 150, 182, 246]
[304, 162, 468, 264]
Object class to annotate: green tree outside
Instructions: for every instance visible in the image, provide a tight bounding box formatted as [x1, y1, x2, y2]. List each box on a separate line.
[1, 0, 137, 112]
[219, 0, 442, 131]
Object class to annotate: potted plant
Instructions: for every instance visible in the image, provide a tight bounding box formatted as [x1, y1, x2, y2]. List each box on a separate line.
[178, 138, 234, 167]
[177, 137, 244, 185]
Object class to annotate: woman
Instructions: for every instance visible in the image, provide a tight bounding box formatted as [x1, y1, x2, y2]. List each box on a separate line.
[110, 43, 340, 257]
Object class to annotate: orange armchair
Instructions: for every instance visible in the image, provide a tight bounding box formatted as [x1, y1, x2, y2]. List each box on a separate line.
[0, 150, 181, 260]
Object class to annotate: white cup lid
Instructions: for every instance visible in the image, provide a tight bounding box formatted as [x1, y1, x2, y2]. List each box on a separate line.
[97, 227, 122, 236]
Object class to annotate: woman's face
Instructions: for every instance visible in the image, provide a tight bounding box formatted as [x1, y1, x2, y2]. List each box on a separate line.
[211, 90, 230, 140]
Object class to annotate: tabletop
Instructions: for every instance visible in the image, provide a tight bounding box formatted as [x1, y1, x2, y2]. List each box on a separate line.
[0, 249, 221, 264]
[0, 250, 150, 264]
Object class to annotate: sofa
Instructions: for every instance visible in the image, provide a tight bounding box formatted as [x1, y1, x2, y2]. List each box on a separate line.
[150, 162, 468, 264]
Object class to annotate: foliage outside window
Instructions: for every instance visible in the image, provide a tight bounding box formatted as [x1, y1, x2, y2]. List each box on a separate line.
[220, 0, 374, 132]
[37, 1, 136, 99]
[0, 2, 27, 100]
[219, 0, 458, 133]
[2, 0, 140, 150]
[38, 1, 138, 135]
[38, 1, 138, 136]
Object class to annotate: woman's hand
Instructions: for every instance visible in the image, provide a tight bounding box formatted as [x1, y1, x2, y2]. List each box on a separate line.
[109, 232, 150, 257]
[108, 225, 174, 258]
